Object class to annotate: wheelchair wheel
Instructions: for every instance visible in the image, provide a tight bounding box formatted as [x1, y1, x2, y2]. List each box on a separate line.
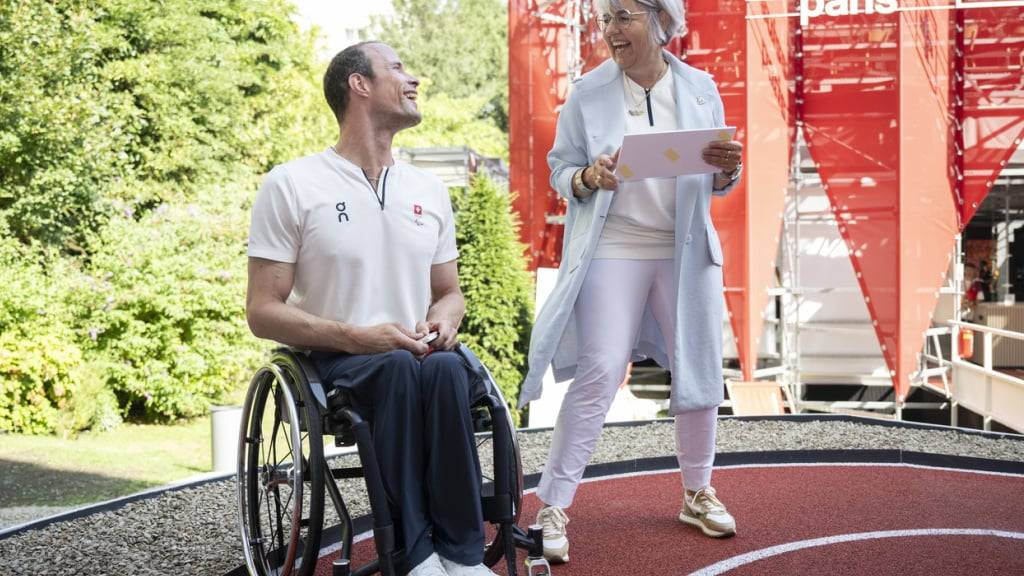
[479, 381, 525, 568]
[237, 359, 325, 576]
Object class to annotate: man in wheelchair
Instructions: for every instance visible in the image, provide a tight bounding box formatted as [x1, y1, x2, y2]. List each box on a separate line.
[245, 41, 496, 576]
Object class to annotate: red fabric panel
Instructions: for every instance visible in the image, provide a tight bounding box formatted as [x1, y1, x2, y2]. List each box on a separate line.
[741, 2, 793, 378]
[683, 0, 750, 376]
[687, 0, 791, 379]
[802, 12, 902, 386]
[804, 2, 958, 398]
[898, 4, 957, 398]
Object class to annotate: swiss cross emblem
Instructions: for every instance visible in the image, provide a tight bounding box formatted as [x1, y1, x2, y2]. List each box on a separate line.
[413, 204, 422, 216]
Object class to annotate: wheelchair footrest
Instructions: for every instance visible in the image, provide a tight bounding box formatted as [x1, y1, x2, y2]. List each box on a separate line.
[525, 556, 552, 576]
[332, 558, 351, 576]
[481, 493, 513, 523]
[331, 466, 364, 479]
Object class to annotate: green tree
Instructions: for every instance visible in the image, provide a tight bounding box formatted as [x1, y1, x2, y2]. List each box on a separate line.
[0, 0, 331, 253]
[0, 0, 329, 434]
[370, 0, 508, 131]
[394, 89, 508, 160]
[0, 1, 127, 251]
[452, 175, 533, 422]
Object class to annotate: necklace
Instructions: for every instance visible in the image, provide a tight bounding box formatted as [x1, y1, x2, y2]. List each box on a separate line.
[328, 146, 388, 210]
[623, 74, 646, 116]
[361, 167, 388, 210]
[622, 61, 669, 117]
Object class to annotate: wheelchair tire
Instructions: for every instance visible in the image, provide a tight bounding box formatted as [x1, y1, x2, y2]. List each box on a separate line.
[237, 356, 325, 576]
[480, 389, 525, 568]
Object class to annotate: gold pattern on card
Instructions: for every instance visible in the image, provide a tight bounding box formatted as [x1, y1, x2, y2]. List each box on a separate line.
[718, 130, 732, 141]
[619, 164, 634, 179]
[664, 148, 680, 163]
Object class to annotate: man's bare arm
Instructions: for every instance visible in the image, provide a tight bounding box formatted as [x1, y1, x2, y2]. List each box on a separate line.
[416, 259, 465, 351]
[246, 257, 428, 355]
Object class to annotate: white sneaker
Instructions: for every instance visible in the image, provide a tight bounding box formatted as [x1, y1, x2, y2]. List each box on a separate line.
[408, 552, 449, 576]
[536, 505, 570, 563]
[439, 556, 497, 575]
[679, 486, 737, 538]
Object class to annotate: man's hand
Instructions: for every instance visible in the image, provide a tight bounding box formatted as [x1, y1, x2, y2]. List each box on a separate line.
[416, 319, 458, 352]
[345, 322, 429, 356]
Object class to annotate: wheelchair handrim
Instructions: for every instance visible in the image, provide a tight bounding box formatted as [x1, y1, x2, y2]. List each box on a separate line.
[237, 366, 305, 576]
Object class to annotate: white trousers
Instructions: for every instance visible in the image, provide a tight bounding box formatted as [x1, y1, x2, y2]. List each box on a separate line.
[537, 258, 718, 509]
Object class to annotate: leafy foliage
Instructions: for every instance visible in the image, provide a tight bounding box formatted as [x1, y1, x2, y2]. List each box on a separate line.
[371, 0, 509, 132]
[0, 0, 331, 252]
[395, 89, 508, 160]
[1, 0, 526, 435]
[453, 175, 533, 422]
[74, 179, 266, 422]
[0, 236, 120, 435]
[0, 0, 321, 434]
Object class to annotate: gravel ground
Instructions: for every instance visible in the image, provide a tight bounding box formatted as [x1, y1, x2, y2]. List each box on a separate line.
[1, 417, 1022, 576]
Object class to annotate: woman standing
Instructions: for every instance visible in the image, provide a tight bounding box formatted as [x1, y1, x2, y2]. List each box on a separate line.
[517, 0, 743, 563]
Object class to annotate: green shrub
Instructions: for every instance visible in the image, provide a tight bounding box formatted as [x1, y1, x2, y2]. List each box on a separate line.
[73, 178, 267, 422]
[0, 237, 120, 435]
[452, 175, 534, 422]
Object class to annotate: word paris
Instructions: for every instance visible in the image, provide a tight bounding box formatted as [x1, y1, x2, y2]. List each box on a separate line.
[799, 0, 898, 25]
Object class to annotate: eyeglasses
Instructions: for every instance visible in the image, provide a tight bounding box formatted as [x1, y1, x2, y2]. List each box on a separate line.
[597, 9, 651, 32]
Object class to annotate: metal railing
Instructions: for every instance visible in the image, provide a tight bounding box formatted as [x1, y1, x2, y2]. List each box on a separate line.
[946, 320, 1024, 432]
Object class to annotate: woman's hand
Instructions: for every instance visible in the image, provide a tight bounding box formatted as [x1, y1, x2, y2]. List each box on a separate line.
[702, 140, 743, 174]
[584, 149, 621, 192]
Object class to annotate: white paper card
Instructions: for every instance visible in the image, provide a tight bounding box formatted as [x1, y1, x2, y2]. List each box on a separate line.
[614, 126, 736, 181]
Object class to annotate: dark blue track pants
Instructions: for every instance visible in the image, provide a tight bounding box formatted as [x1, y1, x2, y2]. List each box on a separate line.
[312, 350, 484, 574]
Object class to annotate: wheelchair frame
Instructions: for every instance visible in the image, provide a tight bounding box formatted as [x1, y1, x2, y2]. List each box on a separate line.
[236, 346, 550, 576]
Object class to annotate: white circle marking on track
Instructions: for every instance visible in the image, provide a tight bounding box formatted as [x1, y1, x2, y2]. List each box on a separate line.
[687, 528, 1024, 576]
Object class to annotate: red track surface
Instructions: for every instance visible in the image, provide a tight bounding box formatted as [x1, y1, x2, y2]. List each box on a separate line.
[317, 464, 1024, 575]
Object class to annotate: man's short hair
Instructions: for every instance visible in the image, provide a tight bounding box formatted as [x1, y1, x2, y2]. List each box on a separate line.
[323, 41, 379, 122]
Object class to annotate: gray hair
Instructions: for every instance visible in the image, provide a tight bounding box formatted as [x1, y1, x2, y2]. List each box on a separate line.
[595, 0, 687, 46]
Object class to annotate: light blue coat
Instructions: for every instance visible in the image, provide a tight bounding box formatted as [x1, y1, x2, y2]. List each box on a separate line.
[517, 52, 739, 415]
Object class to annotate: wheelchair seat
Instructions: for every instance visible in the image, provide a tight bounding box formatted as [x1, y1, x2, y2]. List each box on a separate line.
[236, 345, 548, 576]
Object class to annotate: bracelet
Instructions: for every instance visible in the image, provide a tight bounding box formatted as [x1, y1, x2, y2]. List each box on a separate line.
[721, 162, 742, 181]
[573, 166, 597, 194]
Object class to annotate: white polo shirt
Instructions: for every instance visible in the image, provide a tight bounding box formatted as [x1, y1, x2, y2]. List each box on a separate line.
[248, 148, 458, 330]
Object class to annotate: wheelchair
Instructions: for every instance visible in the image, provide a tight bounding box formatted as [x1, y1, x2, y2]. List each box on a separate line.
[236, 345, 551, 576]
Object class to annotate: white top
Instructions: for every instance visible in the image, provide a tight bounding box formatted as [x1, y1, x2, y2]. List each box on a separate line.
[248, 148, 458, 331]
[595, 69, 679, 260]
